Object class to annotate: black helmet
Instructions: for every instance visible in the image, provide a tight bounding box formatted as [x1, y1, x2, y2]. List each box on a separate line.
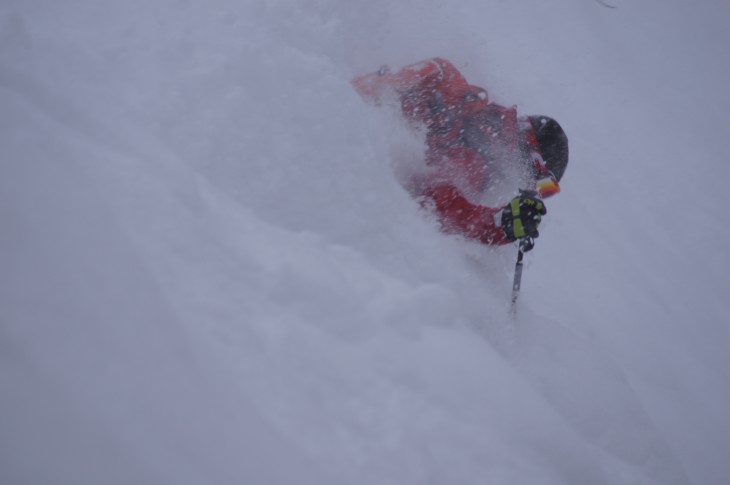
[528, 116, 569, 182]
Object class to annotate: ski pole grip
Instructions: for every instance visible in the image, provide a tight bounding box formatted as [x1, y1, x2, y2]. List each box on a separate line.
[519, 236, 535, 253]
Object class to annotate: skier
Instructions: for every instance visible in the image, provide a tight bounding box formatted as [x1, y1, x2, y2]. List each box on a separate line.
[352, 58, 568, 249]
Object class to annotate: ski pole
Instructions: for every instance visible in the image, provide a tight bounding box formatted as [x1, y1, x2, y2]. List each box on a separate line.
[510, 248, 524, 317]
[510, 237, 533, 317]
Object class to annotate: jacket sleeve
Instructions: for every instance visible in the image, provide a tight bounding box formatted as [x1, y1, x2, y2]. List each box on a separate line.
[422, 185, 512, 246]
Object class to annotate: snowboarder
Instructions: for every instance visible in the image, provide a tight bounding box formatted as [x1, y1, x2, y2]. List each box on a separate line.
[352, 58, 568, 248]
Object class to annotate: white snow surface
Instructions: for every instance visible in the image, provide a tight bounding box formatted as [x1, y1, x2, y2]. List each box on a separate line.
[1, 0, 729, 484]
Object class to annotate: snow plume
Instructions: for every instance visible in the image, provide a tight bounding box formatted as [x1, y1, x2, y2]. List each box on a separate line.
[1, 0, 728, 484]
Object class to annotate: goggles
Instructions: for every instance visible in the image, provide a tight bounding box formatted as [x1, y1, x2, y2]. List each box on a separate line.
[528, 149, 560, 198]
[536, 174, 560, 198]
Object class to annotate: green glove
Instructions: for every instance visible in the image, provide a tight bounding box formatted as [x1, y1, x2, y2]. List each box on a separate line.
[501, 192, 547, 241]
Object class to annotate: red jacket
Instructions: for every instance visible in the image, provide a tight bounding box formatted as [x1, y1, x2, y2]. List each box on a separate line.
[353, 58, 559, 246]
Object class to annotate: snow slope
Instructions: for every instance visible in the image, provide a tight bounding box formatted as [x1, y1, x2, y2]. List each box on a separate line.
[1, 0, 728, 484]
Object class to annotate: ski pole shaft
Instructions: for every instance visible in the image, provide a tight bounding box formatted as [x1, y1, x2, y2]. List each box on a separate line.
[510, 248, 524, 317]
